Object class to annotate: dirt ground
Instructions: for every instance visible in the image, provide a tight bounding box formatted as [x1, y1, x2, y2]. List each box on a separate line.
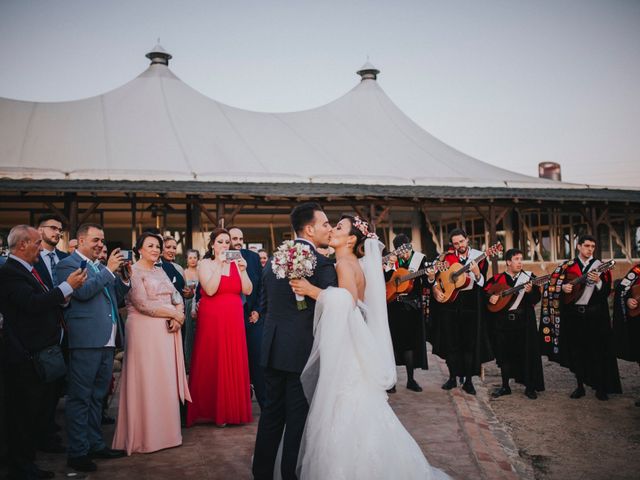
[481, 357, 640, 480]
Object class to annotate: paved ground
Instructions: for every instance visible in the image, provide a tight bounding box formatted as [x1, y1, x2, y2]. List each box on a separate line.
[15, 350, 528, 480]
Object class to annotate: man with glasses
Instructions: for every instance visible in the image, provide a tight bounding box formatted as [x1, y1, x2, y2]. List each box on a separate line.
[35, 215, 68, 290]
[34, 214, 70, 456]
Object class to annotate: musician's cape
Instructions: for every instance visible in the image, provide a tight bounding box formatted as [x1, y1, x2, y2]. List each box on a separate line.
[540, 259, 621, 393]
[484, 271, 545, 391]
[428, 248, 493, 376]
[612, 264, 640, 362]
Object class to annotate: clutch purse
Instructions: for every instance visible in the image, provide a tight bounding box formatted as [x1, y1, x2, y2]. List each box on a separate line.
[32, 344, 66, 383]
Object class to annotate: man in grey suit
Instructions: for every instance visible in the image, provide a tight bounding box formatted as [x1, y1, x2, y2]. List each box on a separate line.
[55, 223, 130, 472]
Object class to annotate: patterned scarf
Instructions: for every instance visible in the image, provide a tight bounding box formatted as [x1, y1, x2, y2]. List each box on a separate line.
[541, 260, 574, 356]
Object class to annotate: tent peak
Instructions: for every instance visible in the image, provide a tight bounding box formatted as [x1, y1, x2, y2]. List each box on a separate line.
[357, 61, 380, 81]
[145, 43, 172, 66]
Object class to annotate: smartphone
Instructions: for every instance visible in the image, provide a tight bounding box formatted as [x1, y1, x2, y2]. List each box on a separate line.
[224, 250, 243, 262]
[80, 259, 87, 270]
[121, 250, 133, 262]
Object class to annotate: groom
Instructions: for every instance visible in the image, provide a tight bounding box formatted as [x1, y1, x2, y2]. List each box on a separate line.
[253, 203, 337, 480]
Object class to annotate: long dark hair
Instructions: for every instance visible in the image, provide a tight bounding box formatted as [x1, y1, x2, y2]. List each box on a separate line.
[340, 214, 367, 258]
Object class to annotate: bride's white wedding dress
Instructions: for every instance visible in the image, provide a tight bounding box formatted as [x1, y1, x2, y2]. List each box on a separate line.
[296, 239, 451, 480]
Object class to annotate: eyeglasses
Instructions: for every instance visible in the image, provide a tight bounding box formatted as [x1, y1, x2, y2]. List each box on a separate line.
[42, 225, 64, 233]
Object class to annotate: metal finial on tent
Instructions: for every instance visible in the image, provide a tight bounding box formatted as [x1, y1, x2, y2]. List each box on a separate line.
[356, 59, 380, 81]
[145, 42, 172, 66]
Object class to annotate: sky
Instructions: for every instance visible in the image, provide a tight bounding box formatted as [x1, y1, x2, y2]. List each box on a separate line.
[1, 0, 638, 187]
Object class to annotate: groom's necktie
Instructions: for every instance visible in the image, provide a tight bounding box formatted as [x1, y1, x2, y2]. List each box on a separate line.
[89, 261, 117, 324]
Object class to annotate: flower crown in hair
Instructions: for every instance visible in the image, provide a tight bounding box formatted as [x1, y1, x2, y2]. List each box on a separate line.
[352, 216, 378, 239]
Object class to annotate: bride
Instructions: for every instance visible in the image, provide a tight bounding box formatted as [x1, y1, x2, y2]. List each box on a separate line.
[289, 215, 451, 480]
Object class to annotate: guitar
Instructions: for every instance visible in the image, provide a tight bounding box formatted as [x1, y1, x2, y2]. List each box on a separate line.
[385, 260, 449, 303]
[434, 243, 503, 303]
[562, 259, 616, 304]
[382, 243, 412, 264]
[627, 284, 640, 318]
[486, 273, 552, 313]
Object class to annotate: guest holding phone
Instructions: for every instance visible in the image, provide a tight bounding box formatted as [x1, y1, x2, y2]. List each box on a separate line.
[187, 228, 253, 427]
[112, 232, 191, 455]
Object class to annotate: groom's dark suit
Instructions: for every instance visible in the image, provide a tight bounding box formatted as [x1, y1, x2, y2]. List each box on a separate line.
[253, 239, 337, 480]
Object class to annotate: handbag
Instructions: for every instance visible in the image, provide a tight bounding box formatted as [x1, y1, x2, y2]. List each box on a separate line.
[32, 344, 66, 383]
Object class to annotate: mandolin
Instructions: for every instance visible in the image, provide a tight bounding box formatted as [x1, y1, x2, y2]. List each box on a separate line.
[434, 243, 503, 304]
[486, 273, 552, 313]
[562, 259, 616, 304]
[382, 243, 412, 264]
[628, 284, 640, 318]
[386, 260, 449, 303]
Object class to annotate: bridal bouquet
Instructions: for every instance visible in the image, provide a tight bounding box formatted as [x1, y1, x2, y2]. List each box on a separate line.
[272, 240, 317, 310]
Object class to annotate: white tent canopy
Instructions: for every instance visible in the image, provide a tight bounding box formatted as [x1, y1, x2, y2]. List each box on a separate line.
[0, 46, 578, 189]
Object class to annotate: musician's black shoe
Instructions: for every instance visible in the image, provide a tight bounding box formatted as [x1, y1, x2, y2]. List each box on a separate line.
[595, 390, 609, 401]
[406, 380, 423, 392]
[524, 388, 538, 400]
[386, 385, 396, 394]
[462, 381, 476, 395]
[491, 386, 511, 398]
[441, 378, 457, 390]
[569, 386, 586, 399]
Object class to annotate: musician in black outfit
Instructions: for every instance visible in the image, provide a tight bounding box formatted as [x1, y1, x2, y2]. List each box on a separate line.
[542, 234, 621, 400]
[485, 249, 544, 399]
[429, 229, 493, 395]
[384, 234, 429, 392]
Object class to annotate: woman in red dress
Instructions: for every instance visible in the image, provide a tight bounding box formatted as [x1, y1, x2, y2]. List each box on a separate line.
[187, 228, 254, 426]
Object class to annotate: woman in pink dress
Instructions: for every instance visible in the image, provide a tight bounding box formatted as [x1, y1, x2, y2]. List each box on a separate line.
[187, 228, 253, 426]
[112, 232, 191, 454]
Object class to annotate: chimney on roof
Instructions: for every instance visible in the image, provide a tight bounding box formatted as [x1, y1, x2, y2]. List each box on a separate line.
[357, 61, 380, 81]
[145, 44, 172, 66]
[538, 162, 562, 181]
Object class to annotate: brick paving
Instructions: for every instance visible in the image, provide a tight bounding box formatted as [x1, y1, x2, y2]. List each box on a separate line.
[12, 350, 532, 479]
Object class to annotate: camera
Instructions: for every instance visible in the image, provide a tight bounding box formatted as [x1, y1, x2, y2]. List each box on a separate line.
[121, 250, 133, 262]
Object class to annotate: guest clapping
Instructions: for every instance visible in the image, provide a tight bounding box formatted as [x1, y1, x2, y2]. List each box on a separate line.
[187, 228, 253, 426]
[112, 232, 191, 454]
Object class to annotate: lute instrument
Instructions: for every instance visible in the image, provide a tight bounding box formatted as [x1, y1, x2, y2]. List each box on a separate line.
[486, 273, 551, 313]
[562, 259, 616, 304]
[385, 260, 449, 303]
[434, 243, 503, 303]
[627, 284, 640, 318]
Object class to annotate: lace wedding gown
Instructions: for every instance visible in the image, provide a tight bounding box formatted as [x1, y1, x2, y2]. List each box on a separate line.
[295, 239, 451, 480]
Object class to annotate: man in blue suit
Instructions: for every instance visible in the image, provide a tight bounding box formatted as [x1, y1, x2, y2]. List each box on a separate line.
[34, 214, 69, 290]
[55, 223, 130, 473]
[252, 203, 337, 480]
[229, 227, 266, 408]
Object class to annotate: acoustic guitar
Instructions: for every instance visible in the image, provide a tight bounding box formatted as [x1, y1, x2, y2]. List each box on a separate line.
[382, 243, 412, 264]
[562, 259, 616, 304]
[486, 273, 552, 313]
[434, 243, 503, 304]
[628, 284, 640, 318]
[385, 260, 449, 303]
